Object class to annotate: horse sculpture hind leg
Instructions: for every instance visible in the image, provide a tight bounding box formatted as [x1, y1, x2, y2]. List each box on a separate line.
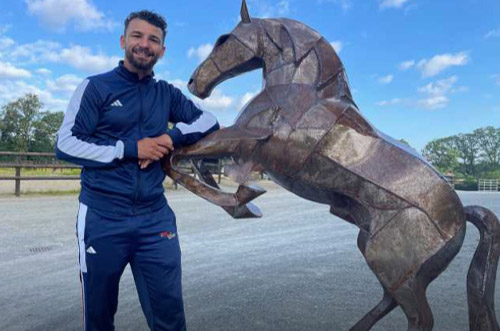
[328, 190, 466, 331]
[350, 232, 398, 331]
[349, 214, 465, 331]
[350, 204, 500, 331]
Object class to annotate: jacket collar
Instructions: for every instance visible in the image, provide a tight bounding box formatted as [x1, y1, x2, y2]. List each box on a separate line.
[116, 60, 155, 82]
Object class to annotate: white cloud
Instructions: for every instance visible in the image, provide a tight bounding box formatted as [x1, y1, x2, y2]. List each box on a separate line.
[240, 91, 259, 109]
[453, 86, 469, 93]
[399, 60, 415, 70]
[168, 79, 188, 90]
[417, 76, 457, 95]
[484, 29, 500, 39]
[378, 76, 468, 110]
[492, 74, 500, 86]
[187, 43, 213, 62]
[36, 68, 52, 76]
[0, 25, 11, 35]
[417, 52, 469, 78]
[0, 80, 68, 111]
[317, 0, 352, 10]
[417, 76, 458, 109]
[0, 61, 31, 79]
[59, 45, 120, 73]
[253, 0, 291, 17]
[376, 98, 402, 106]
[380, 0, 409, 9]
[26, 0, 116, 32]
[11, 40, 62, 62]
[0, 37, 14, 49]
[46, 74, 82, 93]
[378, 74, 393, 84]
[6, 39, 119, 73]
[330, 41, 343, 53]
[418, 95, 448, 109]
[162, 76, 235, 113]
[193, 89, 234, 111]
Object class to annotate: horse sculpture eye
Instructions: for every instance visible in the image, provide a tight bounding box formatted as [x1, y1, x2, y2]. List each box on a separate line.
[215, 34, 230, 47]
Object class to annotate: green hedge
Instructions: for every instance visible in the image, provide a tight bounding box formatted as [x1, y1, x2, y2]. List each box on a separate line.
[454, 178, 478, 191]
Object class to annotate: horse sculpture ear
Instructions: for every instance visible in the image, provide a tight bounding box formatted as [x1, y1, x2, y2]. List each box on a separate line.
[241, 0, 251, 23]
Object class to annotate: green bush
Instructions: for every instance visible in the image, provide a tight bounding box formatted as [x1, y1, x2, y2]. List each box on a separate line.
[455, 177, 478, 191]
[482, 169, 500, 180]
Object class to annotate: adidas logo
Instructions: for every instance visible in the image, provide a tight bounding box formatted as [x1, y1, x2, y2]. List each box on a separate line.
[86, 246, 97, 254]
[111, 99, 123, 107]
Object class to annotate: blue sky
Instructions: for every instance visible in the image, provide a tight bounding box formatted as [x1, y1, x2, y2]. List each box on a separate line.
[0, 0, 498, 151]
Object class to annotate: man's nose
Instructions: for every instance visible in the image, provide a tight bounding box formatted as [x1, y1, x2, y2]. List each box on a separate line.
[138, 37, 150, 48]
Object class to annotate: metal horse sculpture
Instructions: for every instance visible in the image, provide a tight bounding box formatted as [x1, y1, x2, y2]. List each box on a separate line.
[164, 2, 500, 330]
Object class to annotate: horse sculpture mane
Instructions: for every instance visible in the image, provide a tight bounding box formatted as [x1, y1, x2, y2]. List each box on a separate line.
[163, 2, 500, 330]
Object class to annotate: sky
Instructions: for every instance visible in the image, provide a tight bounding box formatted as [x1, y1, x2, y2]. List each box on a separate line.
[0, 0, 498, 152]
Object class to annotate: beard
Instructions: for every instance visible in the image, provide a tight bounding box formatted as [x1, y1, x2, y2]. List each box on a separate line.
[125, 45, 160, 71]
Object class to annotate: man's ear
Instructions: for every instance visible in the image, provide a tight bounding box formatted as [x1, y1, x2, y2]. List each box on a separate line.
[159, 45, 166, 58]
[120, 35, 126, 49]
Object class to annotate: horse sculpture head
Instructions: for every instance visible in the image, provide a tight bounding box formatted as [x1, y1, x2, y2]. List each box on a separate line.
[188, 0, 263, 98]
[188, 0, 352, 101]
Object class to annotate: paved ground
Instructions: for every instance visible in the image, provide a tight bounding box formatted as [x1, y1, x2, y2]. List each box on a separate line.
[0, 187, 499, 331]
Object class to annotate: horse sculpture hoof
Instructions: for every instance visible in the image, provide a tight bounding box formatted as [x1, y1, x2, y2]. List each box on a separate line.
[223, 202, 263, 219]
[235, 184, 266, 205]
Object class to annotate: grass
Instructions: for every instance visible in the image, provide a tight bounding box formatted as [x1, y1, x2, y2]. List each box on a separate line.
[0, 168, 81, 176]
[0, 189, 80, 198]
[21, 189, 80, 196]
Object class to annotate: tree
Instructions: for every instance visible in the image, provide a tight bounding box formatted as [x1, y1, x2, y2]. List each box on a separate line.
[474, 126, 500, 171]
[452, 133, 479, 176]
[0, 104, 22, 150]
[0, 94, 42, 152]
[422, 137, 459, 173]
[31, 111, 64, 152]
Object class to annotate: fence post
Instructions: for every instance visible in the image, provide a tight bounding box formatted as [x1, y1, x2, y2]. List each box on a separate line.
[15, 166, 21, 197]
[218, 159, 222, 184]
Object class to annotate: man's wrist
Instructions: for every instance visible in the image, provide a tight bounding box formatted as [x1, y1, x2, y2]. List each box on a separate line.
[165, 128, 184, 148]
[122, 139, 138, 159]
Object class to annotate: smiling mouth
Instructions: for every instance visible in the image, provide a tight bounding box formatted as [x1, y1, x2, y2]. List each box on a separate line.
[133, 48, 153, 59]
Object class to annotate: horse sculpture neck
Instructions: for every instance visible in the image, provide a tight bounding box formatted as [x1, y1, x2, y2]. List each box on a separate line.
[256, 18, 353, 101]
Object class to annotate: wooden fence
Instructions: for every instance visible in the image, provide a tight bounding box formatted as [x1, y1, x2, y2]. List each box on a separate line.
[0, 152, 80, 196]
[0, 151, 224, 196]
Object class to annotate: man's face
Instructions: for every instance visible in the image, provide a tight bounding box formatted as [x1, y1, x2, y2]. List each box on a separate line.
[121, 18, 165, 72]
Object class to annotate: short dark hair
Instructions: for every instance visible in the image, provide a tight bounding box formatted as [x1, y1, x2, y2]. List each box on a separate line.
[124, 10, 167, 42]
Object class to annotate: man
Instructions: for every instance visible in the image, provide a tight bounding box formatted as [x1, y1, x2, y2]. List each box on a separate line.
[56, 10, 219, 331]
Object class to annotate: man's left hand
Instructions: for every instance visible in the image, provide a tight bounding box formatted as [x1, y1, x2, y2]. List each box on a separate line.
[138, 134, 174, 169]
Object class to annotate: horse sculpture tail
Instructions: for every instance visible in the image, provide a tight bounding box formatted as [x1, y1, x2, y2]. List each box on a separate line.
[465, 205, 500, 331]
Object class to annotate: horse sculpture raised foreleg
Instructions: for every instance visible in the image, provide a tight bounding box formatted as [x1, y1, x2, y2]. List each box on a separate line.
[163, 125, 272, 218]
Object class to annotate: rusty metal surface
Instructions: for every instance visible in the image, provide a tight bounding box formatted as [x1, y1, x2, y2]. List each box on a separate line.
[163, 1, 500, 330]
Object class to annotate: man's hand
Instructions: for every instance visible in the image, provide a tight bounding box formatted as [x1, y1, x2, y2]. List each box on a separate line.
[137, 134, 174, 169]
[152, 134, 174, 151]
[139, 158, 153, 169]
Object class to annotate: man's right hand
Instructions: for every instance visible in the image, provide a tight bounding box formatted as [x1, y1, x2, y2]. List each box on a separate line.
[137, 136, 173, 161]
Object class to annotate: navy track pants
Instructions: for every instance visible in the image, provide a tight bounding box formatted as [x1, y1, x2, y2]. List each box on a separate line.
[76, 203, 186, 331]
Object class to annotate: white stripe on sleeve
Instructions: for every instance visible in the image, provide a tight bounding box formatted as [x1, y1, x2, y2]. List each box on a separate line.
[176, 111, 217, 135]
[57, 79, 124, 163]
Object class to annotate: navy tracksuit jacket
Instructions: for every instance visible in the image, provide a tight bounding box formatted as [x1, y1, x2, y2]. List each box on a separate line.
[56, 61, 219, 330]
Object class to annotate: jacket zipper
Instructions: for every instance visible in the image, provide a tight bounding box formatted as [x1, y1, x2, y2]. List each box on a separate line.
[133, 82, 144, 214]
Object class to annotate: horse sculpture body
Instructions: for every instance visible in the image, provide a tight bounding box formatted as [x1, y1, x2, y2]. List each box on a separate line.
[164, 2, 500, 330]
